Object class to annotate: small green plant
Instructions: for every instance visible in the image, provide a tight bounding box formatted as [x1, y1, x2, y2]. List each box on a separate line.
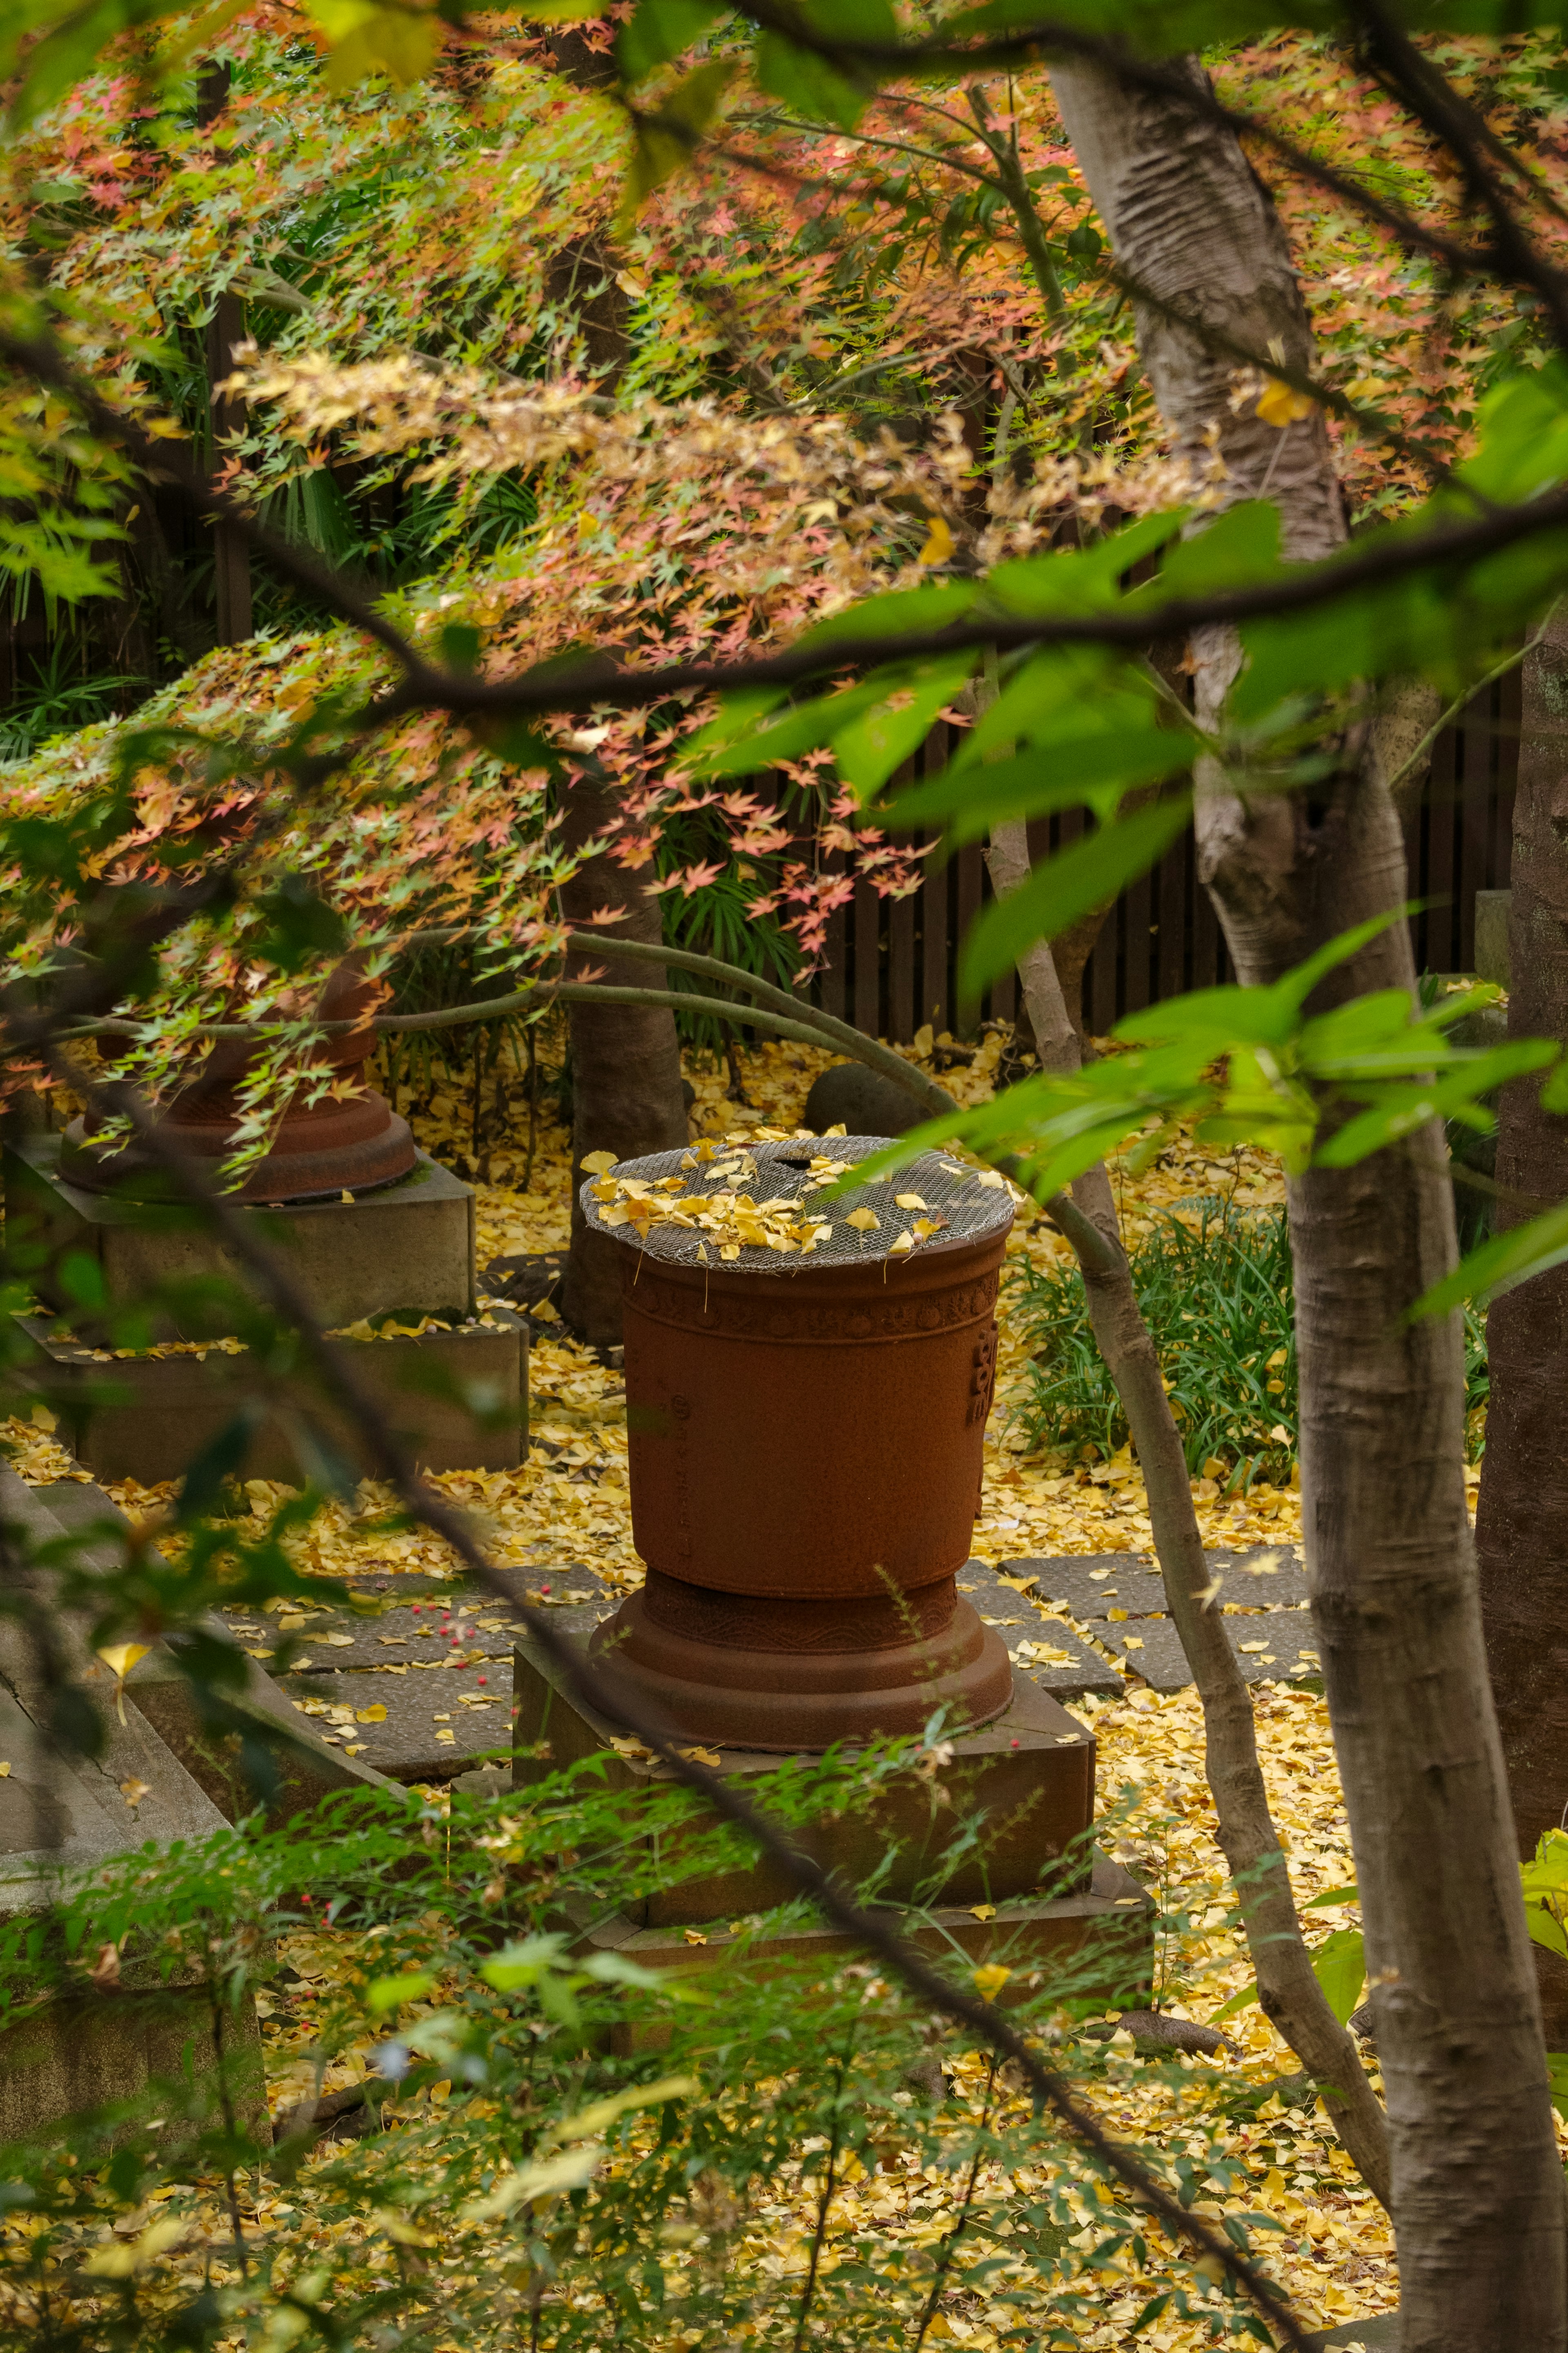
[1009, 1202, 1490, 1484]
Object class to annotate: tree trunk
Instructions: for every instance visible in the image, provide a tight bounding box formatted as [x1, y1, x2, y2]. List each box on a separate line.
[557, 770, 688, 1348]
[989, 823, 1390, 2207]
[1050, 56, 1565, 2351]
[544, 27, 631, 388]
[1477, 601, 1568, 2039]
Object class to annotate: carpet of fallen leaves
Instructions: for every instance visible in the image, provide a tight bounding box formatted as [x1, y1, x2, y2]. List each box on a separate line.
[11, 1028, 1519, 2347]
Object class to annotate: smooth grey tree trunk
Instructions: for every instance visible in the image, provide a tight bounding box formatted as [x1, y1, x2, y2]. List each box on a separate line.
[990, 823, 1390, 2207]
[1050, 54, 1565, 2353]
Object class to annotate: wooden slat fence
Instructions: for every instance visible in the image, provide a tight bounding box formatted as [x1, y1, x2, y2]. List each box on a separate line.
[809, 669, 1522, 1043]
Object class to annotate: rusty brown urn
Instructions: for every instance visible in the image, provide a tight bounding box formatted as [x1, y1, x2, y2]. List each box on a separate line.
[60, 963, 416, 1205]
[584, 1136, 1016, 1751]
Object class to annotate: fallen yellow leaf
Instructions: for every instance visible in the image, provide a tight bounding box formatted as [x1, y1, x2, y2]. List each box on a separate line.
[82, 2217, 187, 2277]
[845, 1207, 879, 1232]
[356, 1704, 388, 1723]
[581, 1150, 618, 1174]
[96, 1642, 150, 1725]
[895, 1193, 928, 1211]
[917, 514, 955, 566]
[972, 1962, 1011, 2001]
[96, 1642, 149, 1680]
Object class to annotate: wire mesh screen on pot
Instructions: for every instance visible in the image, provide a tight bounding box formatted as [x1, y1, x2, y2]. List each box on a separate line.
[579, 1135, 1017, 1274]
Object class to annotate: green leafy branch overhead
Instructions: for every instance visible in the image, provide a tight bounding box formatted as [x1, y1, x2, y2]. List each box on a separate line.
[847, 910, 1568, 1319]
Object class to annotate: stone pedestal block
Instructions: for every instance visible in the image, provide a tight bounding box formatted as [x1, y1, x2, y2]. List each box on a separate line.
[15, 1309, 528, 1483]
[6, 1133, 476, 1334]
[512, 1629, 1152, 2002]
[0, 1474, 274, 2148]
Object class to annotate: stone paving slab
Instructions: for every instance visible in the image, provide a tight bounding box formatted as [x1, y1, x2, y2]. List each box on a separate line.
[1001, 1546, 1312, 1621]
[276, 1662, 513, 1782]
[1007, 1617, 1124, 1701]
[1099, 1610, 1321, 1693]
[956, 1564, 1123, 1697]
[1209, 1544, 1311, 1612]
[1303, 2316, 1397, 2351]
[216, 1568, 616, 1674]
[1000, 1554, 1167, 1620]
[271, 1593, 618, 1781]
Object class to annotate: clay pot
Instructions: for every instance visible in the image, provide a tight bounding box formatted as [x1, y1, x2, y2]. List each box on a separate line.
[60, 962, 416, 1205]
[588, 1155, 1014, 1751]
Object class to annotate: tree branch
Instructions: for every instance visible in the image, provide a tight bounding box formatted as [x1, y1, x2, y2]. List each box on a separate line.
[29, 1030, 1314, 2353]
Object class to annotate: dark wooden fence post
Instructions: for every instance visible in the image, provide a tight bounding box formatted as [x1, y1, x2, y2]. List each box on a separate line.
[813, 685, 1519, 1046]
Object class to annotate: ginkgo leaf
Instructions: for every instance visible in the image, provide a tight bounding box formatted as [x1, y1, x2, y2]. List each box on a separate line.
[845, 1206, 880, 1231]
[581, 1151, 618, 1174]
[356, 1704, 388, 1723]
[82, 2217, 188, 2277]
[545, 2074, 700, 2147]
[895, 1193, 928, 1209]
[1256, 377, 1316, 427]
[96, 1642, 149, 1680]
[918, 515, 955, 567]
[461, 2141, 603, 2222]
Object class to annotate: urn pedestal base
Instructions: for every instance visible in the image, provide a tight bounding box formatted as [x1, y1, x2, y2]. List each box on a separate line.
[512, 1625, 1153, 2007]
[589, 1577, 1013, 1751]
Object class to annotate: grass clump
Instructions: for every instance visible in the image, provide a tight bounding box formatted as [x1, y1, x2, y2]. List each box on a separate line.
[1009, 1202, 1490, 1488]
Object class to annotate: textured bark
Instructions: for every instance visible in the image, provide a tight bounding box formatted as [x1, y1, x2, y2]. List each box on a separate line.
[1477, 603, 1568, 2039]
[1051, 58, 1565, 2351]
[543, 29, 630, 388]
[989, 823, 1390, 2207]
[557, 771, 688, 1347]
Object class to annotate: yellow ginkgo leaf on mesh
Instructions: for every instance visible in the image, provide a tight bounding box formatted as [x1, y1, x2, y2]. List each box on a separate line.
[895, 1193, 928, 1211]
[1256, 377, 1316, 428]
[845, 1207, 880, 1232]
[581, 1150, 618, 1174]
[918, 515, 955, 567]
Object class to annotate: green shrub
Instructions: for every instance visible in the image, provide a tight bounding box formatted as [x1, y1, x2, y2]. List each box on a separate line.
[0, 1762, 1258, 2353]
[1009, 1202, 1490, 1487]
